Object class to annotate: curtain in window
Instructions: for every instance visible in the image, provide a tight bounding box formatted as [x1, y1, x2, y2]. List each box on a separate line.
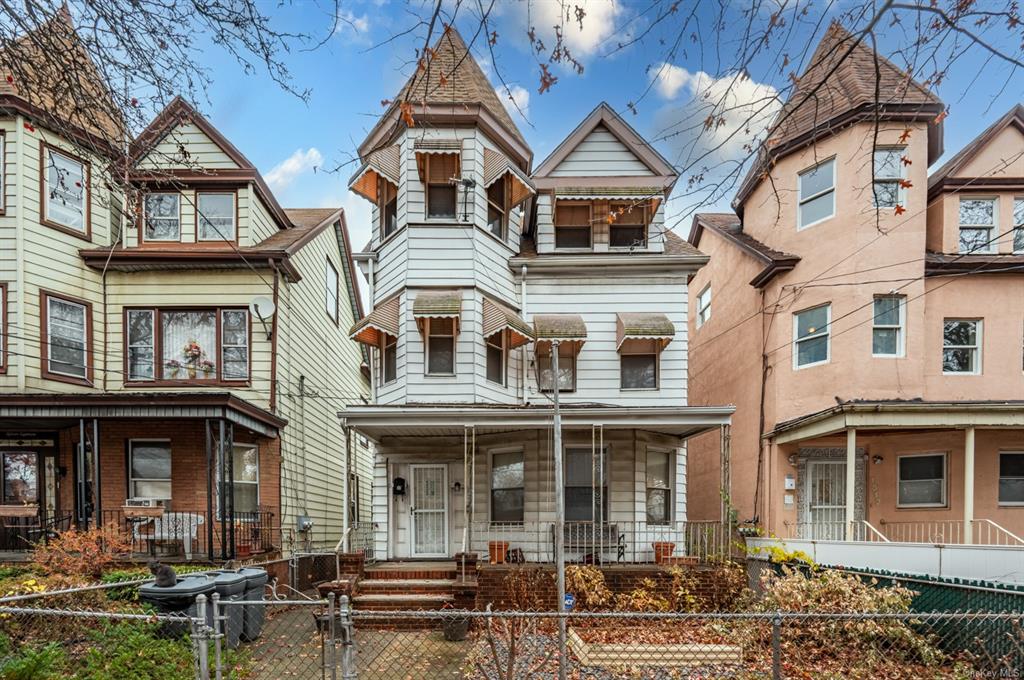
[130, 443, 171, 500]
[161, 311, 217, 380]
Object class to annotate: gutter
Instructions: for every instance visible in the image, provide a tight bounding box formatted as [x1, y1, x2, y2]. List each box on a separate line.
[508, 254, 709, 274]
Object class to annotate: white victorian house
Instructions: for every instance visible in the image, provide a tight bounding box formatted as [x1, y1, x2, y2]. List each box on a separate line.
[341, 28, 733, 564]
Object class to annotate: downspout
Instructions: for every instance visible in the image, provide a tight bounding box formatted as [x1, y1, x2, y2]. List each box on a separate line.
[15, 115, 25, 390]
[367, 257, 376, 403]
[268, 260, 280, 413]
[520, 264, 528, 402]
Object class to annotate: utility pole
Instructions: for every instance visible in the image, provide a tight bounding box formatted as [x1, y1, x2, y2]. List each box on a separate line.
[551, 341, 567, 680]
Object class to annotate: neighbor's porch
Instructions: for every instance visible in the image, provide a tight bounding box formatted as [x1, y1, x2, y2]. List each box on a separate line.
[340, 404, 735, 565]
[0, 393, 284, 562]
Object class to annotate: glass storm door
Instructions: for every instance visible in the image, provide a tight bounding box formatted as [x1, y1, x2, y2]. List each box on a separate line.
[806, 460, 846, 540]
[410, 465, 448, 557]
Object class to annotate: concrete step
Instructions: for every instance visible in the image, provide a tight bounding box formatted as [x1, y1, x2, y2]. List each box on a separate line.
[358, 578, 456, 594]
[352, 593, 455, 610]
[363, 568, 458, 581]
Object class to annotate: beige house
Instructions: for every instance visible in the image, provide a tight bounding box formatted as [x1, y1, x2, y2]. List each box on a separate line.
[0, 14, 371, 560]
[687, 23, 1024, 548]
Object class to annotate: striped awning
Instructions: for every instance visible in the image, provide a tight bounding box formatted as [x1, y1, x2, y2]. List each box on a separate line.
[414, 140, 461, 184]
[349, 145, 401, 203]
[556, 187, 662, 215]
[533, 314, 587, 351]
[482, 148, 535, 208]
[482, 298, 533, 349]
[349, 296, 401, 346]
[616, 312, 675, 350]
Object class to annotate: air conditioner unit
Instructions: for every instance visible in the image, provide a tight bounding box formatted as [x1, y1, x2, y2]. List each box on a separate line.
[125, 498, 165, 508]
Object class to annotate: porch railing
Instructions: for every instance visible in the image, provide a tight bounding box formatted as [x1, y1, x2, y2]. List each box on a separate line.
[783, 519, 1024, 546]
[0, 512, 74, 551]
[469, 520, 735, 564]
[95, 508, 277, 560]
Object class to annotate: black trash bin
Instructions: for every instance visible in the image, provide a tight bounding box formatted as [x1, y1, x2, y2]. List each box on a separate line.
[211, 571, 247, 649]
[238, 567, 268, 641]
[139, 574, 216, 636]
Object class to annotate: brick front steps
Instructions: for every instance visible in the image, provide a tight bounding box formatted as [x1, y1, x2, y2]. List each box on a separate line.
[352, 559, 478, 629]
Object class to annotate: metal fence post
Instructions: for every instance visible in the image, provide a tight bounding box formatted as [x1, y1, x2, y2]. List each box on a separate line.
[211, 592, 223, 680]
[290, 554, 299, 593]
[339, 594, 356, 679]
[772, 611, 782, 680]
[195, 594, 210, 680]
[327, 592, 338, 680]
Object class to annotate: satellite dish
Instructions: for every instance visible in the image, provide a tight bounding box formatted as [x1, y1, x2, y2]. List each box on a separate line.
[250, 296, 276, 321]
[250, 296, 276, 340]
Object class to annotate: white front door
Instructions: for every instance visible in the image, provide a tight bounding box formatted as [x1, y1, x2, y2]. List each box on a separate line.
[806, 460, 846, 540]
[410, 464, 448, 557]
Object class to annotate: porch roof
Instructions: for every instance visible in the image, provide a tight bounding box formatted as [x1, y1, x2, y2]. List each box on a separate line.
[338, 403, 734, 441]
[0, 392, 285, 438]
[767, 399, 1024, 445]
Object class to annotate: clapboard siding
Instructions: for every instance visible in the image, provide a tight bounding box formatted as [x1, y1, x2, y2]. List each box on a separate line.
[136, 122, 240, 170]
[535, 192, 669, 255]
[549, 126, 654, 177]
[525, 275, 689, 406]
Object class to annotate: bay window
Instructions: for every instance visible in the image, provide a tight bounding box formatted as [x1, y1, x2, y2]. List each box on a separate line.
[380, 181, 398, 239]
[424, 155, 458, 219]
[128, 441, 172, 502]
[646, 449, 672, 524]
[125, 307, 249, 383]
[197, 192, 236, 241]
[609, 203, 646, 248]
[41, 144, 89, 235]
[486, 331, 505, 385]
[537, 342, 576, 392]
[797, 158, 835, 228]
[554, 202, 592, 249]
[380, 334, 397, 384]
[942, 319, 981, 374]
[43, 292, 90, 382]
[144, 193, 181, 241]
[425, 317, 456, 375]
[487, 178, 507, 238]
[490, 449, 524, 523]
[897, 453, 946, 508]
[958, 198, 996, 254]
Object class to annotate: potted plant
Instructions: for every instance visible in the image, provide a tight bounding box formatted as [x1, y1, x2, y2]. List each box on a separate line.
[165, 360, 182, 379]
[652, 541, 676, 564]
[199, 359, 215, 378]
[234, 520, 252, 557]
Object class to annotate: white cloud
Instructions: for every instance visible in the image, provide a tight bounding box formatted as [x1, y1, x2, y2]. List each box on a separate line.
[335, 10, 371, 43]
[516, 0, 624, 59]
[650, 62, 691, 100]
[265, 148, 324, 193]
[495, 84, 530, 119]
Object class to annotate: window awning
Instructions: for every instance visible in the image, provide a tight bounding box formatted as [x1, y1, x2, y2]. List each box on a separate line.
[556, 187, 662, 215]
[616, 312, 675, 350]
[349, 296, 401, 346]
[412, 290, 462, 332]
[349, 145, 401, 204]
[482, 148, 535, 208]
[415, 140, 462, 182]
[482, 298, 533, 349]
[533, 314, 587, 351]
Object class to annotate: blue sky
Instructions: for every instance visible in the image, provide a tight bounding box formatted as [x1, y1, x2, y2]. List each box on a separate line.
[186, 1, 1024, 253]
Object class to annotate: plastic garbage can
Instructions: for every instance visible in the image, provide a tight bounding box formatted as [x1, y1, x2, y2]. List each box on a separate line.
[212, 571, 247, 649]
[139, 574, 216, 636]
[237, 567, 269, 641]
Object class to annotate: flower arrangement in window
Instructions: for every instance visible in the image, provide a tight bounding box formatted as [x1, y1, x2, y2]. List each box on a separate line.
[180, 339, 214, 379]
[165, 359, 183, 379]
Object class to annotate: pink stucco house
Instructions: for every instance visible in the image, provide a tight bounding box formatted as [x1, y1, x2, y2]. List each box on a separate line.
[686, 23, 1024, 547]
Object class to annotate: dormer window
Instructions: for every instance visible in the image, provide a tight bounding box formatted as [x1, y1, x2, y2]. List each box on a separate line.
[197, 191, 236, 242]
[144, 193, 181, 241]
[424, 154, 458, 219]
[609, 202, 647, 248]
[554, 202, 592, 249]
[487, 179, 507, 239]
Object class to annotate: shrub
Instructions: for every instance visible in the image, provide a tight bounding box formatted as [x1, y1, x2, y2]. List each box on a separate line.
[563, 565, 612, 611]
[613, 578, 670, 612]
[31, 525, 132, 581]
[0, 567, 32, 582]
[0, 642, 66, 680]
[77, 622, 195, 680]
[501, 566, 547, 611]
[669, 560, 750, 613]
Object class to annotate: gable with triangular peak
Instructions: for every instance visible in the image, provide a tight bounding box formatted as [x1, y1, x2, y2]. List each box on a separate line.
[136, 120, 241, 170]
[549, 124, 654, 177]
[951, 119, 1024, 179]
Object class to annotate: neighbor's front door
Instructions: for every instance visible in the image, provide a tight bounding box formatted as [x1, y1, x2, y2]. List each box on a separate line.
[806, 460, 846, 540]
[410, 464, 448, 557]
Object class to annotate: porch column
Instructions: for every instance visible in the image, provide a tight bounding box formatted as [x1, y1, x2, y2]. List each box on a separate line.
[343, 426, 350, 553]
[845, 428, 856, 541]
[964, 427, 975, 545]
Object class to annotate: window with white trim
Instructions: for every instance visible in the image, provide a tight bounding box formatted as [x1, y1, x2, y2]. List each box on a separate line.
[127, 309, 154, 381]
[349, 472, 360, 522]
[197, 192, 236, 241]
[1014, 198, 1024, 253]
[897, 453, 946, 507]
[697, 285, 711, 327]
[46, 294, 88, 379]
[486, 331, 505, 385]
[217, 443, 260, 517]
[380, 181, 398, 239]
[537, 342, 575, 392]
[565, 446, 608, 522]
[425, 317, 455, 375]
[872, 295, 905, 357]
[958, 198, 996, 254]
[793, 304, 830, 368]
[487, 179, 507, 239]
[43, 146, 87, 232]
[620, 339, 658, 390]
[554, 202, 592, 248]
[380, 334, 397, 384]
[128, 440, 171, 502]
[999, 452, 1024, 506]
[144, 193, 181, 241]
[221, 310, 249, 380]
[942, 319, 981, 374]
[490, 449, 524, 523]
[125, 307, 249, 382]
[325, 258, 339, 323]
[609, 202, 646, 248]
[872, 148, 905, 209]
[646, 448, 672, 524]
[797, 158, 835, 228]
[424, 155, 458, 219]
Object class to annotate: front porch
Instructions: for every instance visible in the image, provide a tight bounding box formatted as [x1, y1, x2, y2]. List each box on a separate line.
[340, 403, 735, 565]
[0, 393, 284, 562]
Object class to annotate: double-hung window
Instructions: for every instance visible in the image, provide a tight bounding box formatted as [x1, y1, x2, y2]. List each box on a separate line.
[380, 181, 398, 239]
[620, 340, 658, 390]
[609, 203, 646, 248]
[999, 452, 1024, 506]
[565, 447, 608, 522]
[197, 192, 236, 242]
[646, 449, 672, 524]
[486, 331, 505, 385]
[126, 307, 249, 382]
[1014, 199, 1024, 253]
[44, 292, 90, 382]
[325, 258, 340, 323]
[537, 342, 576, 392]
[425, 318, 455, 375]
[897, 453, 946, 508]
[793, 304, 830, 368]
[942, 319, 981, 374]
[3, 452, 37, 505]
[42, 145, 88, 235]
[490, 450, 524, 523]
[128, 441, 172, 502]
[872, 148, 905, 209]
[487, 179, 507, 239]
[958, 198, 996, 254]
[424, 155, 458, 219]
[554, 202, 592, 249]
[144, 193, 181, 241]
[797, 158, 835, 229]
[872, 295, 905, 357]
[697, 285, 711, 327]
[217, 444, 260, 517]
[380, 334, 397, 384]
